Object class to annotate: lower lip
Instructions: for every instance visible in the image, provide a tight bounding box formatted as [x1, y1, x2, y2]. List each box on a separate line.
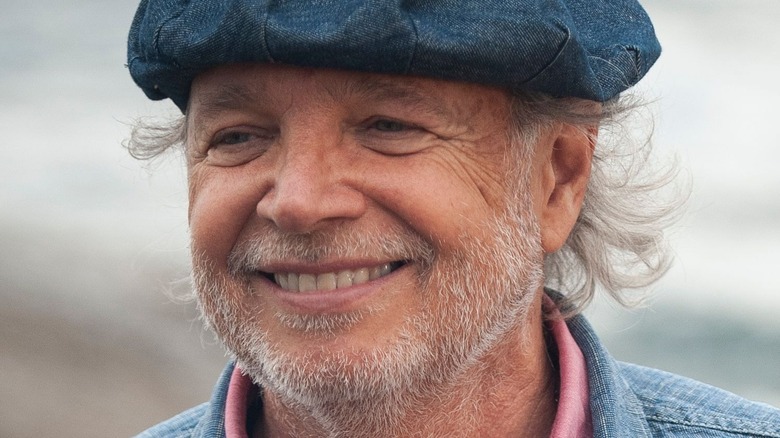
[253, 265, 409, 314]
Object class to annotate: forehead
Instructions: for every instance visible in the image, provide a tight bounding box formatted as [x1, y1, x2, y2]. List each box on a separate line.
[188, 64, 511, 121]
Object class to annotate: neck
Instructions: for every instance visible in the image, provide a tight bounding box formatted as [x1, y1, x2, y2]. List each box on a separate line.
[257, 294, 557, 438]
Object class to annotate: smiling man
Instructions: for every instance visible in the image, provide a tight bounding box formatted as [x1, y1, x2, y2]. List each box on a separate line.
[127, 1, 780, 437]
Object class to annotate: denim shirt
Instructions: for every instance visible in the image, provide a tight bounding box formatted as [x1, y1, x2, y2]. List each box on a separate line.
[136, 313, 780, 437]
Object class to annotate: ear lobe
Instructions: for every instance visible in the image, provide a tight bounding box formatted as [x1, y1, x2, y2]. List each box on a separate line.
[538, 124, 596, 253]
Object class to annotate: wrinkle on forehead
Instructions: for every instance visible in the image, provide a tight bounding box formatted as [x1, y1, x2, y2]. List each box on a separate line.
[187, 65, 514, 148]
[328, 75, 459, 121]
[193, 82, 267, 117]
[187, 78, 270, 139]
[190, 66, 509, 111]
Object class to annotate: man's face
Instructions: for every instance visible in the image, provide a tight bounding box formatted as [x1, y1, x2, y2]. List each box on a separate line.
[186, 65, 552, 405]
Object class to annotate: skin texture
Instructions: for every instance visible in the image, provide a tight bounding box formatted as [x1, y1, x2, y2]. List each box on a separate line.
[186, 64, 594, 437]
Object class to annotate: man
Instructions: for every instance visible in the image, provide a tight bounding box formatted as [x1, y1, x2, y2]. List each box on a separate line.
[126, 0, 780, 437]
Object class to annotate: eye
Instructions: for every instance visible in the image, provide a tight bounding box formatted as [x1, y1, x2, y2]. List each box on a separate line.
[205, 127, 276, 166]
[215, 131, 256, 145]
[356, 117, 434, 156]
[371, 119, 409, 132]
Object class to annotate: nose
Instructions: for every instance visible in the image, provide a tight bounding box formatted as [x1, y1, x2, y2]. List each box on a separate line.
[256, 140, 367, 233]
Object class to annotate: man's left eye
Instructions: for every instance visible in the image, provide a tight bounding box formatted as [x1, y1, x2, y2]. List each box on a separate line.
[356, 117, 434, 156]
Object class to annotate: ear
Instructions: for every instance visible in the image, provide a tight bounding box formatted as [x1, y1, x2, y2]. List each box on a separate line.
[535, 124, 596, 253]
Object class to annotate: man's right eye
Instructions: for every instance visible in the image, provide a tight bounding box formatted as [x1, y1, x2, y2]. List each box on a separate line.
[214, 131, 255, 145]
[205, 128, 275, 166]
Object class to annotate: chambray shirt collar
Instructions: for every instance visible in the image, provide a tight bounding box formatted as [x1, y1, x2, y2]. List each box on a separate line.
[188, 312, 655, 438]
[566, 313, 653, 437]
[192, 363, 234, 438]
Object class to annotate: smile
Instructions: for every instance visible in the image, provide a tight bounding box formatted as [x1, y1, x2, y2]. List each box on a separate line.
[270, 262, 405, 293]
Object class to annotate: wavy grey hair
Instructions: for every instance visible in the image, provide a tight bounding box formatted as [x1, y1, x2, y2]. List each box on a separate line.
[126, 91, 683, 317]
[507, 93, 683, 316]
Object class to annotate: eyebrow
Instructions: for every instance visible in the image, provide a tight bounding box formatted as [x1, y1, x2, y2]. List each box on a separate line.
[186, 81, 268, 143]
[191, 82, 266, 119]
[334, 76, 456, 121]
[189, 73, 457, 132]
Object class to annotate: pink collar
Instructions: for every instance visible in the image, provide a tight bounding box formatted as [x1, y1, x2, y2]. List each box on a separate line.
[225, 297, 592, 437]
[544, 295, 593, 438]
[225, 366, 254, 438]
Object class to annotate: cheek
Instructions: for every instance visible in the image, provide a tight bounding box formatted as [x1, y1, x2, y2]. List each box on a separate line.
[360, 155, 506, 249]
[188, 169, 261, 265]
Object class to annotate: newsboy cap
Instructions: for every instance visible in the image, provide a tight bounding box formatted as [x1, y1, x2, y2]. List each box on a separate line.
[127, 0, 661, 112]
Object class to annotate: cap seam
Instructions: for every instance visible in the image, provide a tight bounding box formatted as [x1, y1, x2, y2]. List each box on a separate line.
[152, 1, 189, 65]
[403, 8, 419, 75]
[519, 19, 572, 89]
[262, 10, 275, 63]
[624, 44, 643, 78]
[587, 47, 636, 98]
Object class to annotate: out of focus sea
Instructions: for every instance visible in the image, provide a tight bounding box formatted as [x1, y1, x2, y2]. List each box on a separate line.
[1, 0, 779, 436]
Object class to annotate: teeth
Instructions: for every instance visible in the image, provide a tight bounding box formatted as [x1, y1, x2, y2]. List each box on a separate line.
[316, 273, 337, 291]
[277, 274, 289, 289]
[336, 270, 353, 288]
[370, 264, 392, 280]
[273, 263, 397, 293]
[299, 274, 316, 292]
[354, 268, 369, 284]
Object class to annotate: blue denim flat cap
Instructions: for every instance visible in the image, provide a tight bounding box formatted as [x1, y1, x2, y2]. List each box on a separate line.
[127, 0, 661, 112]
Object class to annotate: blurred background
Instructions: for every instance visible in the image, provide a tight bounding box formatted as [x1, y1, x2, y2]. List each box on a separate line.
[1, 0, 779, 436]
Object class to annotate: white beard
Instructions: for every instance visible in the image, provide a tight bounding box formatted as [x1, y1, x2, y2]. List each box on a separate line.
[192, 184, 545, 436]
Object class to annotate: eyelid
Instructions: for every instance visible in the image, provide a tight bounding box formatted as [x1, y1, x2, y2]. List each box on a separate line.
[203, 125, 277, 166]
[355, 117, 435, 156]
[209, 125, 275, 145]
[365, 116, 420, 132]
[212, 130, 250, 146]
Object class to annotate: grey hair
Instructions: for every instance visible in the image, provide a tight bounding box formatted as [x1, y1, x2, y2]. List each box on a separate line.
[508, 93, 684, 316]
[125, 92, 684, 317]
[125, 114, 187, 161]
